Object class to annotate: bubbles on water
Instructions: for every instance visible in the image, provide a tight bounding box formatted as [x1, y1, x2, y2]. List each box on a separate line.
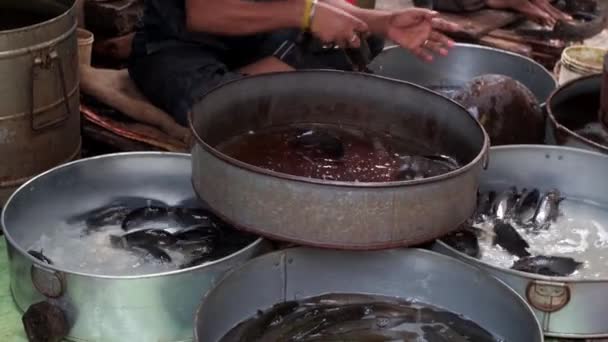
[478, 198, 608, 279]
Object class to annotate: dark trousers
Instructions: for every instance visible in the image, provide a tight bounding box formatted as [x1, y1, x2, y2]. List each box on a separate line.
[128, 30, 384, 126]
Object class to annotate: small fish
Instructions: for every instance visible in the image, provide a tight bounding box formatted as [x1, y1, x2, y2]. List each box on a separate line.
[491, 187, 518, 219]
[512, 256, 583, 277]
[512, 188, 541, 224]
[28, 250, 53, 265]
[173, 224, 221, 246]
[178, 254, 216, 269]
[172, 207, 220, 228]
[533, 189, 563, 229]
[109, 229, 178, 249]
[441, 227, 481, 258]
[474, 190, 496, 222]
[129, 245, 172, 263]
[493, 221, 530, 258]
[289, 129, 345, 160]
[121, 206, 170, 231]
[423, 310, 500, 341]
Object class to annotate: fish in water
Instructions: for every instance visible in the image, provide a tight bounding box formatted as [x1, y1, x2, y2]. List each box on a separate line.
[474, 190, 496, 223]
[109, 229, 178, 249]
[441, 227, 480, 258]
[28, 250, 53, 265]
[512, 256, 583, 277]
[394, 154, 459, 181]
[512, 188, 541, 225]
[220, 294, 500, 342]
[288, 129, 345, 160]
[121, 206, 171, 231]
[491, 187, 518, 219]
[172, 207, 220, 228]
[533, 189, 563, 230]
[128, 245, 172, 263]
[493, 221, 530, 258]
[174, 224, 221, 246]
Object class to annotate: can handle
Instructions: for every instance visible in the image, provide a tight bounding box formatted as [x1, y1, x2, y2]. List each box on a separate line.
[482, 131, 490, 170]
[526, 280, 571, 313]
[22, 301, 69, 342]
[30, 50, 72, 132]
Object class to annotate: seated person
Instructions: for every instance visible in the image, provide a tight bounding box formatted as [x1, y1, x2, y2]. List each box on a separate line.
[129, 0, 459, 126]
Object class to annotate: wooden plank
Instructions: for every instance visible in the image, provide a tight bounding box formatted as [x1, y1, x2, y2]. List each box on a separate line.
[488, 29, 566, 56]
[478, 35, 533, 57]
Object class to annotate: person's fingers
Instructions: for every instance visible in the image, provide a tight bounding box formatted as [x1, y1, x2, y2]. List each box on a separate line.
[430, 17, 461, 33]
[353, 19, 370, 36]
[423, 40, 449, 56]
[533, 0, 572, 21]
[518, 2, 555, 26]
[411, 46, 434, 62]
[347, 32, 361, 48]
[429, 31, 455, 48]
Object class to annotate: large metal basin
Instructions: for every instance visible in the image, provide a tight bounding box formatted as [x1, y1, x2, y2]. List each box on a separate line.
[194, 247, 543, 342]
[1, 152, 268, 342]
[369, 44, 557, 105]
[546, 74, 608, 153]
[434, 145, 608, 338]
[0, 0, 82, 205]
[190, 71, 489, 250]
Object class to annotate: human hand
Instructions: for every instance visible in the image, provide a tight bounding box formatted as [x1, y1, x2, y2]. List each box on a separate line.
[310, 2, 370, 49]
[384, 9, 460, 62]
[486, 0, 572, 26]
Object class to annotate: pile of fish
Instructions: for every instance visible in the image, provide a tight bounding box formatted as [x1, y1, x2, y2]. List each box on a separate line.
[28, 197, 256, 270]
[442, 187, 584, 277]
[220, 294, 501, 342]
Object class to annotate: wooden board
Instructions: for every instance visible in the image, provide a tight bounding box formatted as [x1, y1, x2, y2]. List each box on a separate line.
[478, 35, 533, 57]
[441, 9, 523, 40]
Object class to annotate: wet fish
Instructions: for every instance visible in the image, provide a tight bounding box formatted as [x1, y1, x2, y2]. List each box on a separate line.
[109, 229, 178, 249]
[533, 189, 563, 229]
[223, 301, 300, 341]
[493, 221, 530, 258]
[173, 224, 221, 245]
[441, 227, 480, 258]
[512, 188, 541, 224]
[128, 245, 172, 263]
[491, 187, 518, 219]
[172, 207, 220, 228]
[395, 155, 459, 181]
[421, 309, 499, 342]
[512, 256, 583, 277]
[289, 129, 345, 160]
[28, 250, 53, 265]
[474, 190, 496, 222]
[121, 206, 170, 231]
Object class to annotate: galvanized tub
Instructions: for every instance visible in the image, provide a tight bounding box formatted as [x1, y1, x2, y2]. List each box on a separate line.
[546, 74, 608, 153]
[194, 247, 544, 342]
[0, 0, 82, 205]
[369, 44, 557, 105]
[1, 152, 269, 342]
[190, 71, 489, 250]
[434, 145, 608, 338]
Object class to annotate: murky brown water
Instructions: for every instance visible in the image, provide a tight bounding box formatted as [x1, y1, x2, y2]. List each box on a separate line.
[216, 124, 459, 183]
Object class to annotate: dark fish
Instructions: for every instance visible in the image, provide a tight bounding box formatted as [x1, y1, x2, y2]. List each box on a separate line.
[109, 229, 178, 249]
[173, 224, 221, 245]
[129, 245, 172, 263]
[512, 256, 583, 277]
[172, 207, 220, 228]
[222, 301, 300, 341]
[121, 206, 170, 231]
[474, 190, 496, 222]
[178, 254, 217, 269]
[441, 227, 480, 258]
[422, 324, 469, 342]
[28, 250, 53, 265]
[289, 129, 345, 160]
[513, 188, 541, 224]
[491, 187, 518, 219]
[68, 197, 168, 233]
[395, 155, 459, 181]
[493, 221, 530, 258]
[304, 329, 421, 341]
[533, 189, 563, 229]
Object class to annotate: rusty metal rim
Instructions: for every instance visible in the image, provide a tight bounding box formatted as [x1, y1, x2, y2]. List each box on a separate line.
[1, 152, 266, 280]
[546, 73, 608, 153]
[0, 0, 75, 35]
[0, 139, 82, 188]
[437, 144, 608, 283]
[189, 70, 490, 189]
